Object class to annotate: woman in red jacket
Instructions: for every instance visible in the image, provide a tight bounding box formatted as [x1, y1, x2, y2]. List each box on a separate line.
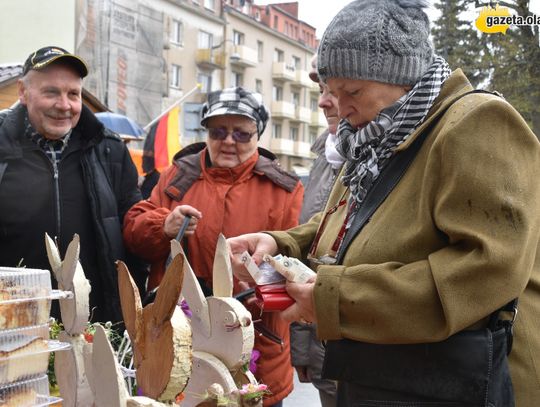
[123, 86, 303, 406]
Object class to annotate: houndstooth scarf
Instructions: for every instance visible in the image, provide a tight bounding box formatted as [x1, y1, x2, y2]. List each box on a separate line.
[336, 56, 451, 209]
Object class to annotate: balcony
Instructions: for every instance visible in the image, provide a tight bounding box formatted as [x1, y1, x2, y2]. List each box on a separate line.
[294, 69, 312, 87]
[195, 49, 226, 70]
[311, 110, 327, 128]
[270, 137, 294, 155]
[294, 141, 312, 158]
[230, 45, 258, 67]
[293, 106, 312, 123]
[271, 100, 295, 119]
[272, 62, 296, 81]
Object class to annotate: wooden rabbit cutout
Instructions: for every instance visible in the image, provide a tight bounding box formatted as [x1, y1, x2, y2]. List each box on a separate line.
[84, 323, 168, 407]
[173, 235, 260, 406]
[118, 253, 192, 402]
[86, 324, 230, 407]
[45, 233, 94, 407]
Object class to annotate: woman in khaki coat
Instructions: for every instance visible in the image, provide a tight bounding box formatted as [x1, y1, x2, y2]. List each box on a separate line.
[227, 1, 540, 406]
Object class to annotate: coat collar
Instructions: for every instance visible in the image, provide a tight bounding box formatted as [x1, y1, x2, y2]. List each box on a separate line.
[0, 104, 108, 159]
[395, 69, 473, 152]
[202, 148, 260, 184]
[311, 129, 329, 156]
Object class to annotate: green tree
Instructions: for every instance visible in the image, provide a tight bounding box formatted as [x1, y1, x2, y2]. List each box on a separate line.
[431, 0, 489, 87]
[432, 0, 540, 134]
[480, 0, 540, 134]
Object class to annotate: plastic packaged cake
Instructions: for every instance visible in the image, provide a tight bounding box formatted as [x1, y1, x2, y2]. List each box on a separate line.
[0, 374, 61, 406]
[0, 324, 70, 385]
[0, 268, 52, 330]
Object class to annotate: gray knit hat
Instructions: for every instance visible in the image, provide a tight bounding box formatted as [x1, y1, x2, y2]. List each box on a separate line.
[317, 0, 433, 86]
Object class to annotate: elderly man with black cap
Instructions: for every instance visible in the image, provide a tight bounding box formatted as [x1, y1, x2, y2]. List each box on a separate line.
[124, 86, 303, 406]
[228, 1, 540, 406]
[0, 46, 142, 323]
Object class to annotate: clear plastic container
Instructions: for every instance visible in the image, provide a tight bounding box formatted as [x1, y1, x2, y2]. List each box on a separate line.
[0, 268, 52, 330]
[0, 374, 62, 406]
[0, 327, 70, 385]
[0, 324, 50, 343]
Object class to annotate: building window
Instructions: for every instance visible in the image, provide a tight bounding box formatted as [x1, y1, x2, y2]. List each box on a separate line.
[257, 41, 264, 62]
[170, 19, 183, 45]
[272, 85, 283, 101]
[273, 15, 278, 29]
[198, 30, 213, 48]
[255, 79, 263, 93]
[170, 64, 181, 89]
[310, 129, 318, 144]
[292, 92, 300, 106]
[204, 0, 215, 10]
[290, 126, 298, 141]
[233, 30, 244, 45]
[274, 48, 284, 62]
[285, 22, 289, 35]
[292, 56, 301, 69]
[310, 97, 318, 111]
[272, 123, 282, 139]
[231, 71, 243, 87]
[184, 102, 206, 142]
[197, 72, 212, 93]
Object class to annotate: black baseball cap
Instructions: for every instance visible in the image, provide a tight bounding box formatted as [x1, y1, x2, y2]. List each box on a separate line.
[23, 46, 89, 78]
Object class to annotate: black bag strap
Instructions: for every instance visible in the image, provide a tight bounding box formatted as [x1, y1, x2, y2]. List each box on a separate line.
[336, 89, 500, 264]
[489, 298, 518, 355]
[335, 127, 429, 263]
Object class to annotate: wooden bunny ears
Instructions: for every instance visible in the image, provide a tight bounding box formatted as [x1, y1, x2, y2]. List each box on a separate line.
[45, 233, 91, 335]
[117, 252, 192, 402]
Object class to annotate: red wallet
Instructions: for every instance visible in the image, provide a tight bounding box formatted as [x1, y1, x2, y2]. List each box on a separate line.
[255, 283, 295, 312]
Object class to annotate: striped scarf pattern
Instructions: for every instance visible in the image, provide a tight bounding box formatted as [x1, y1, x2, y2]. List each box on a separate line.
[336, 56, 451, 208]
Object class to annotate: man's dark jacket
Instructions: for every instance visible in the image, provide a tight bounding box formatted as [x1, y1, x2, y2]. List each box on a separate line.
[0, 104, 142, 323]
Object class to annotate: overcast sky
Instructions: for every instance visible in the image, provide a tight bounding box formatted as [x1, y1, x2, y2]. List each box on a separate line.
[253, 0, 442, 38]
[254, 1, 540, 40]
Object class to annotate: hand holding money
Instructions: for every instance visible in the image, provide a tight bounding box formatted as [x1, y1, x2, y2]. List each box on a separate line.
[262, 254, 316, 283]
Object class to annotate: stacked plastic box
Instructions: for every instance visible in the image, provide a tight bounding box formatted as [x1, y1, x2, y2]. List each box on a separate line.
[0, 267, 69, 406]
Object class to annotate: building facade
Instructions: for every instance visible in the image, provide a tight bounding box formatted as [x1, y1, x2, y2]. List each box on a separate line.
[0, 0, 326, 171]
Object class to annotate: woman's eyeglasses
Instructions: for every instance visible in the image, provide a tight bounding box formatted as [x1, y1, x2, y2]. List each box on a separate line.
[207, 127, 256, 143]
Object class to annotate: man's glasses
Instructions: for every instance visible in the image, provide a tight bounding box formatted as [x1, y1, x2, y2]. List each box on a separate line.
[208, 127, 256, 143]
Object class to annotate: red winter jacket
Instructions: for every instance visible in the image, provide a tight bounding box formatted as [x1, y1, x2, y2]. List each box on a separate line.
[123, 144, 303, 405]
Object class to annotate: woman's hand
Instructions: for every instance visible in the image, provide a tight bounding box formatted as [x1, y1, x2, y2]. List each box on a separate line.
[163, 205, 202, 238]
[281, 278, 317, 325]
[227, 233, 278, 281]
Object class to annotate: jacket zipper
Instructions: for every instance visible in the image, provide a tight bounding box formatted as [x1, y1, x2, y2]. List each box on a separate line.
[48, 146, 62, 238]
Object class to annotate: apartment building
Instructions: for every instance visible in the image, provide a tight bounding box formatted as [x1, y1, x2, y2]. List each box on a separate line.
[217, 3, 323, 171]
[0, 0, 326, 171]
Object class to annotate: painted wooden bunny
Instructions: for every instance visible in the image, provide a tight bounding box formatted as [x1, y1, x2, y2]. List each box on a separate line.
[85, 324, 244, 407]
[84, 323, 169, 407]
[117, 252, 192, 403]
[173, 235, 261, 406]
[45, 233, 94, 407]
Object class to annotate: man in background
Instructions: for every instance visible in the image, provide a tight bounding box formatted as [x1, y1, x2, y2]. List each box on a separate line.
[289, 55, 344, 407]
[0, 46, 141, 323]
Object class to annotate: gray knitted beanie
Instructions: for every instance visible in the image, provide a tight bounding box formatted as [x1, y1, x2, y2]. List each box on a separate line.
[317, 0, 433, 86]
